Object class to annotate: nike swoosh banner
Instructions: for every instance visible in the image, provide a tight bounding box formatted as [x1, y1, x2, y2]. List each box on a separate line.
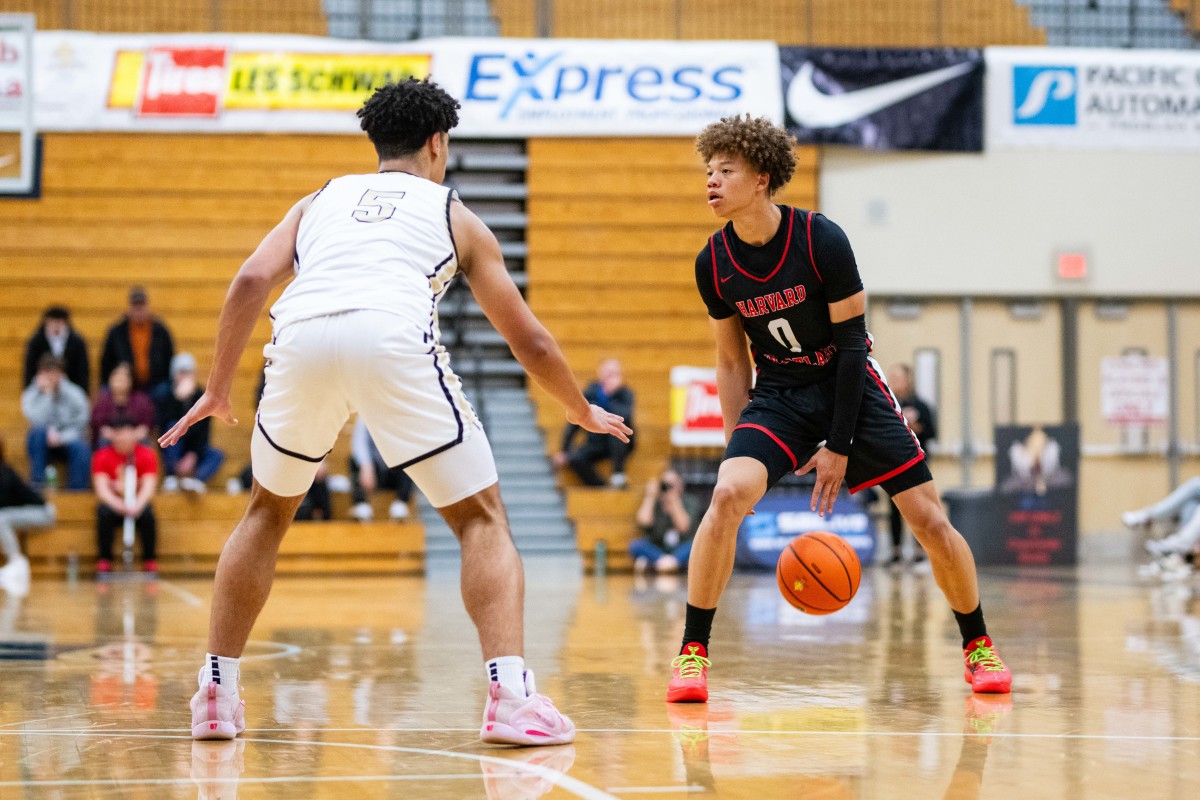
[781, 47, 984, 152]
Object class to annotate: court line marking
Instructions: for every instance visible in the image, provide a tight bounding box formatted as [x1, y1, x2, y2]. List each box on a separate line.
[0, 732, 616, 800]
[607, 788, 708, 794]
[156, 580, 205, 607]
[0, 774, 530, 787]
[4, 727, 1200, 743]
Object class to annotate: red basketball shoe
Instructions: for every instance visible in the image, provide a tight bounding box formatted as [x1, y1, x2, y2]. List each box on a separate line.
[667, 642, 711, 703]
[963, 636, 1012, 694]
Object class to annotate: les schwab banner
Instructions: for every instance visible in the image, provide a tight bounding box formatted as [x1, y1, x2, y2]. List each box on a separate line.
[34, 32, 430, 133]
[32, 32, 781, 136]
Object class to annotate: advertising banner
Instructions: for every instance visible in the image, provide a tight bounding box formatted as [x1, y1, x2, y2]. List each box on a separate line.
[31, 32, 780, 136]
[994, 424, 1079, 566]
[0, 14, 35, 195]
[780, 47, 984, 151]
[986, 47, 1200, 151]
[33, 32, 431, 133]
[1101, 354, 1169, 425]
[670, 366, 725, 447]
[735, 493, 874, 570]
[435, 37, 782, 137]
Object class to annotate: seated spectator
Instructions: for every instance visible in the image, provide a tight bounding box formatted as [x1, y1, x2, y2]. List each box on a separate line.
[553, 358, 635, 488]
[630, 468, 700, 573]
[21, 354, 91, 490]
[92, 415, 158, 574]
[90, 362, 155, 447]
[154, 353, 224, 493]
[1125, 476, 1200, 559]
[349, 418, 413, 521]
[0, 434, 55, 597]
[23, 305, 90, 392]
[100, 285, 175, 392]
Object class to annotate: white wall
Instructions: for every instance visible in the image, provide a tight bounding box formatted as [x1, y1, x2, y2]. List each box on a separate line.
[819, 148, 1200, 297]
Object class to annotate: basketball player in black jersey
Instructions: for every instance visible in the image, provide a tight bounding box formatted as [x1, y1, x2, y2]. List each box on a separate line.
[666, 115, 1012, 702]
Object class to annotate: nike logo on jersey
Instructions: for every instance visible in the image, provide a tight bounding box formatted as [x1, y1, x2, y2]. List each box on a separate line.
[786, 61, 975, 129]
[720, 274, 734, 283]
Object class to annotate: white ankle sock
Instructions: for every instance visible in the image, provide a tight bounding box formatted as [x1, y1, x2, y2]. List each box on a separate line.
[199, 653, 240, 690]
[486, 656, 526, 698]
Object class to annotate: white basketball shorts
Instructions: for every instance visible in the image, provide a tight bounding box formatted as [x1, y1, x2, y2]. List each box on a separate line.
[251, 309, 498, 508]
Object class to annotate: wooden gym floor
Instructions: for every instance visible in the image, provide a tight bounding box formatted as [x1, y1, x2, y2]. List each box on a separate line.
[1, 560, 1198, 798]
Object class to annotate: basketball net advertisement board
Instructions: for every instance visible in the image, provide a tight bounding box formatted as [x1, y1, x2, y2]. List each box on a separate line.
[0, 14, 35, 196]
[669, 366, 725, 447]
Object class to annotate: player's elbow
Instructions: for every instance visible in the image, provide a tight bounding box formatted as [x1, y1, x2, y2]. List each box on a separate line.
[512, 328, 557, 367]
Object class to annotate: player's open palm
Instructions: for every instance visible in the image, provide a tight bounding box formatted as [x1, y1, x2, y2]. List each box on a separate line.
[158, 391, 238, 448]
[570, 403, 633, 443]
[796, 447, 848, 517]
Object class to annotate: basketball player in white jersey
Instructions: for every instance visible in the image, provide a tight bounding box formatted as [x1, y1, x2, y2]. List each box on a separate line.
[160, 78, 631, 746]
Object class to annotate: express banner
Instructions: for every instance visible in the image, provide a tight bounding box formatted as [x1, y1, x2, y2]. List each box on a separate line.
[31, 32, 781, 136]
[780, 47, 984, 151]
[435, 37, 782, 137]
[987, 47, 1200, 151]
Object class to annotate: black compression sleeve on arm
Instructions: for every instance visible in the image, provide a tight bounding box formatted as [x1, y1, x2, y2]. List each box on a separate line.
[826, 314, 869, 456]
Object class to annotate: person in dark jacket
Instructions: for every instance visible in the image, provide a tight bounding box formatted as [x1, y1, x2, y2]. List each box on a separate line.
[553, 358, 635, 488]
[0, 434, 55, 596]
[886, 363, 938, 567]
[100, 286, 175, 392]
[23, 305, 90, 391]
[153, 353, 224, 492]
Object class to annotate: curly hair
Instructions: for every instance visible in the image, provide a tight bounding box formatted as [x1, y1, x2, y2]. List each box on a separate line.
[695, 115, 797, 195]
[357, 78, 462, 159]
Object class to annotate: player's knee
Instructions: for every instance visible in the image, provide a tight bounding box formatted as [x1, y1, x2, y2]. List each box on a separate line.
[709, 481, 757, 520]
[912, 512, 957, 555]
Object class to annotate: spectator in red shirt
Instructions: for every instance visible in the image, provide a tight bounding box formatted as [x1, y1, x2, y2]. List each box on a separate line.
[92, 414, 158, 574]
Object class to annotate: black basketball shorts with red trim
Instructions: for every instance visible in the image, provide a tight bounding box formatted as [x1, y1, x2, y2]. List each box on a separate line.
[725, 364, 932, 497]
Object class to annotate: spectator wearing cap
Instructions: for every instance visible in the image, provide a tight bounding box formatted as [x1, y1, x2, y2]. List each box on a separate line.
[21, 353, 91, 490]
[153, 352, 224, 493]
[23, 305, 90, 392]
[100, 286, 175, 392]
[91, 414, 158, 574]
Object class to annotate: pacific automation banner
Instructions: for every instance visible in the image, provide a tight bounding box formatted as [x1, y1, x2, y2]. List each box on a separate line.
[780, 47, 984, 152]
[987, 47, 1200, 151]
[32, 32, 782, 136]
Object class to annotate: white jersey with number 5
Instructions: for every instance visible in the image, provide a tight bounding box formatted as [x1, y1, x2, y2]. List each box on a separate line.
[269, 171, 458, 333]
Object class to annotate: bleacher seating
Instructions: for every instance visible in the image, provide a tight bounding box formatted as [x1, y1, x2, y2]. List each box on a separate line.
[23, 491, 424, 576]
[524, 137, 817, 564]
[490, 0, 1046, 45]
[0, 1, 327, 34]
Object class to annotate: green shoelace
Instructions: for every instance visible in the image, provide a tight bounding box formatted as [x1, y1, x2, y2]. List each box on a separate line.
[966, 642, 1006, 672]
[671, 652, 711, 679]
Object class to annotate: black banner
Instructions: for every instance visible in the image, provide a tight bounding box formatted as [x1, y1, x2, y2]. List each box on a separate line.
[994, 424, 1080, 566]
[780, 47, 984, 152]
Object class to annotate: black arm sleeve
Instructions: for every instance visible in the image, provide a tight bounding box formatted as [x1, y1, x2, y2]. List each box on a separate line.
[826, 314, 869, 456]
[694, 243, 735, 320]
[810, 213, 864, 303]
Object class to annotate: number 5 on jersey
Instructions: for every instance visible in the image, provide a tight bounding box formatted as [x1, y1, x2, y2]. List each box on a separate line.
[352, 189, 407, 223]
[768, 318, 803, 354]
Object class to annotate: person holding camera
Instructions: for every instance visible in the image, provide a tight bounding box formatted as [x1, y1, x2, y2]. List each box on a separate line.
[631, 469, 700, 573]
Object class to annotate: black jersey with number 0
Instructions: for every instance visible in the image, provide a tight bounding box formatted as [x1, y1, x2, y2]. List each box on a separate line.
[694, 206, 865, 389]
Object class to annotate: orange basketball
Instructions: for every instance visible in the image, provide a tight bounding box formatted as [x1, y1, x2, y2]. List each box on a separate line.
[776, 531, 862, 615]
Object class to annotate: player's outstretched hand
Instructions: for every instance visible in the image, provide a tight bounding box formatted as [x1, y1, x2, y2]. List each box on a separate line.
[569, 404, 633, 443]
[157, 391, 238, 448]
[796, 447, 848, 517]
